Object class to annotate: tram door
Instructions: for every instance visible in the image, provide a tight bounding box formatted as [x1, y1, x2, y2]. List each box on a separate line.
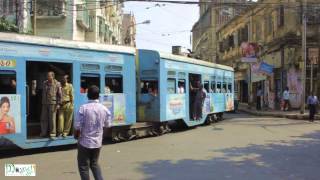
[188, 73, 201, 119]
[26, 61, 72, 139]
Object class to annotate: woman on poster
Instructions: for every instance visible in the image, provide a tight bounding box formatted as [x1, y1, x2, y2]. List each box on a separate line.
[0, 96, 16, 134]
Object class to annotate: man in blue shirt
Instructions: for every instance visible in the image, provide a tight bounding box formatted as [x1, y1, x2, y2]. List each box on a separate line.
[74, 85, 112, 180]
[307, 92, 319, 122]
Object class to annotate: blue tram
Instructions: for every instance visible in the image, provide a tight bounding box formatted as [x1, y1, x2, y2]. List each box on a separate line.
[0, 33, 136, 149]
[137, 50, 234, 128]
[0, 33, 234, 149]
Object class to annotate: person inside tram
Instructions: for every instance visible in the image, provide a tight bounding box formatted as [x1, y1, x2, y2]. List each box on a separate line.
[10, 78, 16, 93]
[193, 84, 207, 121]
[178, 82, 185, 94]
[105, 86, 111, 94]
[141, 83, 148, 94]
[0, 96, 16, 134]
[190, 80, 200, 120]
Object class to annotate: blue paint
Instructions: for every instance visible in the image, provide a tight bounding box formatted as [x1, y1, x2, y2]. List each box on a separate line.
[0, 40, 136, 149]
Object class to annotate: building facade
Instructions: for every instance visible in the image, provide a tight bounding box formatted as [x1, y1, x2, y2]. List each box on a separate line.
[217, 0, 320, 110]
[35, 0, 123, 45]
[192, 0, 248, 62]
[121, 13, 136, 47]
[0, 0, 32, 33]
[0, 0, 124, 45]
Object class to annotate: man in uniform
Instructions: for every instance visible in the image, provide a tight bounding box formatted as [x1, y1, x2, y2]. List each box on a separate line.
[40, 71, 62, 139]
[58, 75, 74, 137]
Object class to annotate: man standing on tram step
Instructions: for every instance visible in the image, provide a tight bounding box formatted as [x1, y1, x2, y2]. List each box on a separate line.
[40, 71, 62, 139]
[58, 75, 74, 137]
[74, 85, 112, 180]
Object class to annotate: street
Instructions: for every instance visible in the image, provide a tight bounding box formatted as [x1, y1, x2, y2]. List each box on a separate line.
[1, 112, 320, 180]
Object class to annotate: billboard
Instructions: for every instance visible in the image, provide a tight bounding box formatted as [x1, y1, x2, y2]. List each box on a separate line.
[0, 95, 21, 135]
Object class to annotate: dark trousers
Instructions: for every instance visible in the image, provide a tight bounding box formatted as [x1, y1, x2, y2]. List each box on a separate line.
[77, 144, 103, 180]
[309, 104, 316, 121]
[283, 100, 290, 111]
[256, 96, 261, 110]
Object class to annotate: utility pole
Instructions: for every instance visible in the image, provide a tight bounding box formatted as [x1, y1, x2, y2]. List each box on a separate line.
[32, 0, 36, 35]
[300, 0, 307, 114]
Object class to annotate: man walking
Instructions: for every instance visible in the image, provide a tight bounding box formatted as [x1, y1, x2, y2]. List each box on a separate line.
[307, 92, 319, 122]
[40, 71, 62, 139]
[58, 75, 74, 137]
[74, 85, 112, 180]
[283, 87, 290, 111]
[256, 86, 262, 110]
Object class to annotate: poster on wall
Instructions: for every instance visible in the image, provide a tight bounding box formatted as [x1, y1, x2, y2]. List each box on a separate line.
[166, 94, 186, 120]
[0, 95, 21, 135]
[101, 94, 126, 125]
[287, 67, 303, 108]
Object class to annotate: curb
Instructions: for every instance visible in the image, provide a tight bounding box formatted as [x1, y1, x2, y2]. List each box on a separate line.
[238, 108, 320, 121]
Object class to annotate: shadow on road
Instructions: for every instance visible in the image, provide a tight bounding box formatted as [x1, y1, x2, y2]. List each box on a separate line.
[138, 131, 320, 180]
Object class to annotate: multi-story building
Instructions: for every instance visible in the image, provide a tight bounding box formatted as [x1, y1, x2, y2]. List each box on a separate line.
[217, 0, 320, 110]
[0, 0, 123, 45]
[35, 0, 123, 45]
[191, 0, 248, 62]
[121, 13, 136, 47]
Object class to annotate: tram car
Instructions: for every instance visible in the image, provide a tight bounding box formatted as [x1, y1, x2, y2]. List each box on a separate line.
[136, 50, 234, 129]
[0, 33, 234, 149]
[0, 33, 136, 149]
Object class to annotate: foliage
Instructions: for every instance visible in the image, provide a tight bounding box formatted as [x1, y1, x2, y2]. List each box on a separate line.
[0, 16, 19, 33]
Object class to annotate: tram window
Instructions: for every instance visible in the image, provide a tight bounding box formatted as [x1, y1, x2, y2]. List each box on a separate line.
[211, 81, 216, 93]
[222, 83, 227, 93]
[217, 82, 221, 93]
[0, 72, 16, 94]
[81, 74, 100, 93]
[105, 76, 123, 93]
[228, 83, 232, 93]
[178, 79, 185, 94]
[141, 80, 158, 95]
[167, 78, 176, 94]
[204, 81, 209, 93]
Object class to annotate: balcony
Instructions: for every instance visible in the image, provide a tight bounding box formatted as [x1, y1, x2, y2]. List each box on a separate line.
[36, 0, 66, 19]
[76, 4, 89, 30]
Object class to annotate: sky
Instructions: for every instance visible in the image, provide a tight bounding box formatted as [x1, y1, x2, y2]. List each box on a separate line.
[123, 1, 199, 53]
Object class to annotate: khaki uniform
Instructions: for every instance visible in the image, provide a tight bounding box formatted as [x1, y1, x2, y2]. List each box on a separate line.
[40, 79, 62, 137]
[58, 83, 74, 136]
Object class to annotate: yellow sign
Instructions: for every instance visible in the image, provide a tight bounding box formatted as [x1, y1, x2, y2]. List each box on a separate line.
[0, 60, 16, 67]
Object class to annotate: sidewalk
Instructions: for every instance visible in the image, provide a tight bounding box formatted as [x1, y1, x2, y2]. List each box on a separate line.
[238, 103, 320, 120]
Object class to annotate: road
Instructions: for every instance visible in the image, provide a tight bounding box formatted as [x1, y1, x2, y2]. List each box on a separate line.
[1, 113, 320, 180]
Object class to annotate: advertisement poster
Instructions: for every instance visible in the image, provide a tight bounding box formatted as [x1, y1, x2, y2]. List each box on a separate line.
[225, 93, 234, 111]
[101, 94, 126, 125]
[203, 95, 212, 114]
[212, 94, 225, 113]
[0, 95, 21, 135]
[287, 67, 303, 108]
[240, 42, 259, 62]
[166, 94, 186, 120]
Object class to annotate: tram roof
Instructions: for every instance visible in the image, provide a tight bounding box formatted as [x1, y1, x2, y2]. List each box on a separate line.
[159, 52, 234, 71]
[0, 32, 136, 55]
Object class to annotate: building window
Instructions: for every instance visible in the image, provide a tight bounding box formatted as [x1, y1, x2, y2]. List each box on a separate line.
[1, 0, 15, 14]
[277, 5, 284, 27]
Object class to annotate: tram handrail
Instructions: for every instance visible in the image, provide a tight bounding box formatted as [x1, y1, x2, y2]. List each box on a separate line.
[26, 84, 30, 116]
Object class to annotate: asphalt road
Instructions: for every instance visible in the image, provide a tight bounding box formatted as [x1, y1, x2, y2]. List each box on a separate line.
[1, 113, 320, 180]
